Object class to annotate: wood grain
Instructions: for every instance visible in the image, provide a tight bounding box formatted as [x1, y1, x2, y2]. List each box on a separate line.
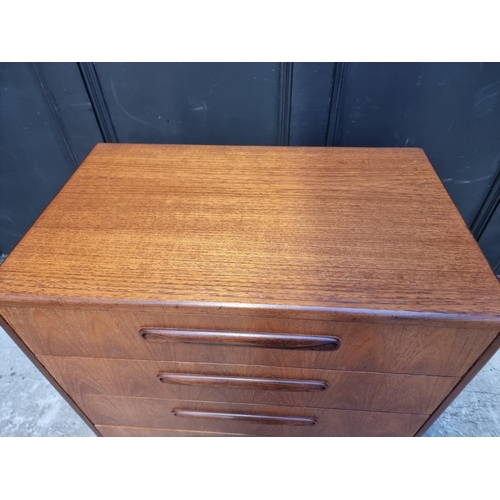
[140, 328, 340, 351]
[157, 373, 328, 392]
[8, 307, 496, 377]
[96, 425, 247, 437]
[78, 394, 428, 437]
[2, 144, 500, 437]
[172, 409, 317, 426]
[38, 355, 458, 414]
[1, 145, 500, 323]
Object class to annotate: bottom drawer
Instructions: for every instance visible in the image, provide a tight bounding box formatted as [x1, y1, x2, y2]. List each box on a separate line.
[80, 394, 427, 437]
[97, 425, 246, 437]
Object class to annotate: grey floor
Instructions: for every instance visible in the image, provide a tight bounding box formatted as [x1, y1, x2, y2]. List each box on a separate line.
[0, 326, 499, 437]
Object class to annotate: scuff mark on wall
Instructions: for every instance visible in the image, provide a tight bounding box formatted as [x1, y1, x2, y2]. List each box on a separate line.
[442, 175, 492, 185]
[110, 78, 164, 134]
[473, 81, 500, 118]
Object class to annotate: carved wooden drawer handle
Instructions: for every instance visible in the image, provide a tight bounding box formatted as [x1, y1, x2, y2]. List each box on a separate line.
[158, 372, 328, 391]
[172, 409, 317, 426]
[140, 328, 341, 351]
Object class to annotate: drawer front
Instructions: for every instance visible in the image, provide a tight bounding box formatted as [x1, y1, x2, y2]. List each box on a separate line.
[39, 355, 458, 415]
[78, 395, 427, 437]
[8, 307, 497, 377]
[97, 426, 246, 437]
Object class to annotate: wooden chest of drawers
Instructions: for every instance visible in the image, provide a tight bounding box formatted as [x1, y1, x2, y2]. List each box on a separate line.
[1, 144, 500, 436]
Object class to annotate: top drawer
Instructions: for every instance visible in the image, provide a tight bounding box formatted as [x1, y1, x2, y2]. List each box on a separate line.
[3, 307, 497, 377]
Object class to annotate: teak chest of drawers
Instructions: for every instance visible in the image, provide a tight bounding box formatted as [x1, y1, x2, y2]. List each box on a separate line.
[1, 144, 500, 437]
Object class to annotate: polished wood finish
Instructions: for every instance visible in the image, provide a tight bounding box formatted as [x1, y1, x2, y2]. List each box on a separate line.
[7, 308, 497, 377]
[1, 145, 500, 323]
[78, 394, 428, 437]
[38, 355, 458, 415]
[97, 426, 246, 437]
[157, 373, 328, 392]
[173, 409, 317, 426]
[140, 328, 340, 351]
[1, 144, 500, 436]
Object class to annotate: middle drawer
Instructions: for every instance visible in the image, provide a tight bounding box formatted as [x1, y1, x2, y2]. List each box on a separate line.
[38, 356, 458, 415]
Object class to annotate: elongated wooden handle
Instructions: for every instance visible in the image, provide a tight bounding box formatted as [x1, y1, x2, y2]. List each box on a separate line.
[172, 409, 317, 426]
[158, 372, 327, 391]
[140, 328, 340, 351]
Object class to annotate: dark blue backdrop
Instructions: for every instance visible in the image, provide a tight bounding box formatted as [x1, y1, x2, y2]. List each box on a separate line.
[1, 63, 499, 274]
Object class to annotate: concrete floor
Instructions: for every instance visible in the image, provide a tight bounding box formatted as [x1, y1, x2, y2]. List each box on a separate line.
[0, 325, 499, 437]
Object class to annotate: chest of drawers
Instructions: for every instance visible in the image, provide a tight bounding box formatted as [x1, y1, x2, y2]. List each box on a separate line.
[1, 144, 500, 437]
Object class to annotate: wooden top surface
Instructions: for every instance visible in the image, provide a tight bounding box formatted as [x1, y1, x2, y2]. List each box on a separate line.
[1, 144, 500, 323]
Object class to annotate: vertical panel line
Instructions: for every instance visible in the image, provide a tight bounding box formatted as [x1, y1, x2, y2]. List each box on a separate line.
[471, 159, 500, 240]
[325, 62, 347, 147]
[278, 62, 294, 146]
[32, 63, 79, 168]
[78, 62, 118, 143]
